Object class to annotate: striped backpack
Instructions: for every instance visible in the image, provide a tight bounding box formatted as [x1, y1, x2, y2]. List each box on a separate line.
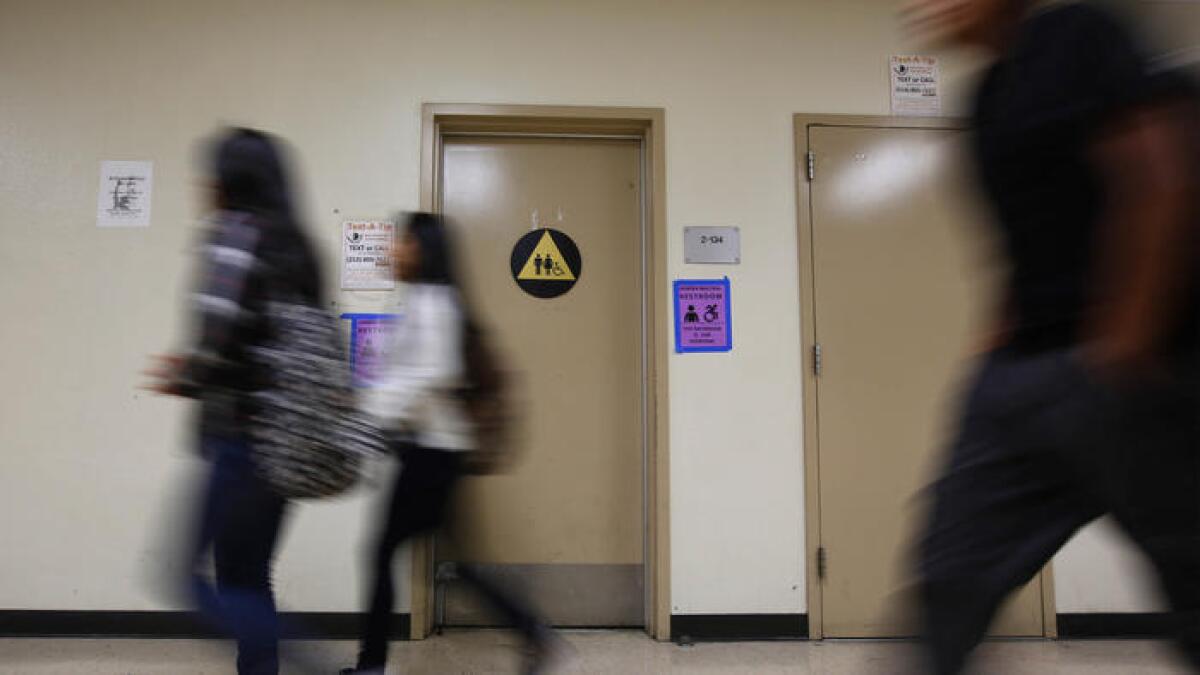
[248, 293, 387, 498]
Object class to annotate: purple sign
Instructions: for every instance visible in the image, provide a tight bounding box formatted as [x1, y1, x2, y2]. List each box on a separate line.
[341, 313, 398, 387]
[674, 278, 732, 353]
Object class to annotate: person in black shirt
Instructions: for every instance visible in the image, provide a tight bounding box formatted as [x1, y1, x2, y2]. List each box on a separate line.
[904, 1, 1199, 672]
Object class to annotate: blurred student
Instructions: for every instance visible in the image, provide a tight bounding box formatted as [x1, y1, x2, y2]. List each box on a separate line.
[343, 212, 555, 675]
[903, 1, 1200, 672]
[145, 128, 323, 675]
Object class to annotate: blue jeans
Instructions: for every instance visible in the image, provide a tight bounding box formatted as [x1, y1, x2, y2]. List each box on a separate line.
[188, 435, 289, 675]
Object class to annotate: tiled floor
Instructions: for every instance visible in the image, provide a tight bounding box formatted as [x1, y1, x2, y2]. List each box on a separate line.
[0, 631, 1191, 674]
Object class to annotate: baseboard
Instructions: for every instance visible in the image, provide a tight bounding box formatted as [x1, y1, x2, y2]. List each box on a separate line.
[670, 614, 808, 642]
[1057, 613, 1175, 638]
[0, 610, 410, 640]
[17, 610, 1165, 641]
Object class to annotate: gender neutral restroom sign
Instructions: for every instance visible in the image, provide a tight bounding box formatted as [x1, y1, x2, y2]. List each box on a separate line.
[341, 313, 398, 387]
[510, 228, 582, 299]
[674, 278, 732, 353]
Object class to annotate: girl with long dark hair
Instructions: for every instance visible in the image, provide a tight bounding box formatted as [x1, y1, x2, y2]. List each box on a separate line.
[146, 128, 322, 675]
[344, 212, 556, 675]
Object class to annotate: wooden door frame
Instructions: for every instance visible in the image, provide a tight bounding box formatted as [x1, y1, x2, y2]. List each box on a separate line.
[793, 113, 1057, 640]
[414, 103, 671, 641]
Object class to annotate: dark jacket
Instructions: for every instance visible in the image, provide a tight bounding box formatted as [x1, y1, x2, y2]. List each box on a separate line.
[177, 210, 323, 440]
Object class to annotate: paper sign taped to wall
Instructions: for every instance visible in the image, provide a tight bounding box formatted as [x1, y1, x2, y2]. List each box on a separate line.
[341, 220, 396, 290]
[890, 56, 941, 116]
[674, 278, 732, 353]
[97, 161, 153, 227]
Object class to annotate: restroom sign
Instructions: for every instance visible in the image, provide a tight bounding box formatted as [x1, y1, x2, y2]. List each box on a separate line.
[510, 228, 582, 299]
[340, 313, 399, 387]
[674, 278, 732, 353]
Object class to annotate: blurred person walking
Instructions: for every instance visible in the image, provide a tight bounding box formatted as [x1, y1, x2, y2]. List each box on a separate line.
[342, 212, 556, 675]
[903, 1, 1200, 673]
[145, 128, 325, 675]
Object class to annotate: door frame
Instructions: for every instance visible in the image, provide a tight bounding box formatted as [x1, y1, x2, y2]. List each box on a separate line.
[414, 103, 671, 640]
[793, 113, 1057, 640]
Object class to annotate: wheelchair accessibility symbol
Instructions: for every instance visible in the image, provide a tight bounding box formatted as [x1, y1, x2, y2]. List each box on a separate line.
[511, 228, 582, 299]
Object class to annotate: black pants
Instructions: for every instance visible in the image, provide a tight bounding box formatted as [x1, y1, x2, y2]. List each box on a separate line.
[919, 349, 1200, 674]
[189, 435, 289, 675]
[357, 445, 544, 669]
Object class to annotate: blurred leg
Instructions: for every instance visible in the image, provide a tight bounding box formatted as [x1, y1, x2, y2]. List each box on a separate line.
[212, 443, 288, 675]
[456, 564, 545, 639]
[919, 354, 1103, 674]
[185, 436, 235, 627]
[919, 441, 1095, 673]
[357, 505, 414, 669]
[357, 447, 461, 670]
[1108, 371, 1200, 669]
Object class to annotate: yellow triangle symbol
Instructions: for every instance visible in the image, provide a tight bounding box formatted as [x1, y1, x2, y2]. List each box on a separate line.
[517, 231, 576, 281]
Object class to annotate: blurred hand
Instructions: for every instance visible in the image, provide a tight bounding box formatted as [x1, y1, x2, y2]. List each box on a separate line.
[900, 0, 1010, 49]
[141, 353, 185, 396]
[901, 0, 969, 43]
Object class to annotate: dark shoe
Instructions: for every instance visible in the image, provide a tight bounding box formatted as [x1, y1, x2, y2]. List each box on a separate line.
[339, 668, 384, 675]
[522, 627, 572, 675]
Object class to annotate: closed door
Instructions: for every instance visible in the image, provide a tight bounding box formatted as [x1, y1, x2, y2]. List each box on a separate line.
[807, 124, 1045, 637]
[436, 135, 645, 627]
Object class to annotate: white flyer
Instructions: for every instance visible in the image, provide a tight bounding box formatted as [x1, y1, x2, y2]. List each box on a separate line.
[890, 56, 941, 116]
[341, 220, 396, 290]
[96, 160, 153, 227]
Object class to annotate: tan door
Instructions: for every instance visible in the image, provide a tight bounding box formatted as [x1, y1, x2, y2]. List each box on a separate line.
[436, 135, 645, 627]
[807, 124, 1044, 637]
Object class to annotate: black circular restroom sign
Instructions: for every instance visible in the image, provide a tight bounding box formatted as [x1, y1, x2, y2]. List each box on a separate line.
[510, 228, 582, 299]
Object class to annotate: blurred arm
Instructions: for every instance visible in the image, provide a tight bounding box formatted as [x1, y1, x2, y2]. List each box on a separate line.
[174, 217, 264, 397]
[1086, 100, 1195, 373]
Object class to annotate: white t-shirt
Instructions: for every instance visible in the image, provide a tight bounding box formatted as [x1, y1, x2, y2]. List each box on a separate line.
[364, 283, 475, 451]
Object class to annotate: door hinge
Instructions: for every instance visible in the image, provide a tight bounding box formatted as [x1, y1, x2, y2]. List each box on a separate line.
[813, 343, 823, 377]
[806, 150, 816, 181]
[817, 546, 827, 580]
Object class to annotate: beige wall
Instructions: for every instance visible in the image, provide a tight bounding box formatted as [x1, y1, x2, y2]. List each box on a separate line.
[1, 0, 1151, 618]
